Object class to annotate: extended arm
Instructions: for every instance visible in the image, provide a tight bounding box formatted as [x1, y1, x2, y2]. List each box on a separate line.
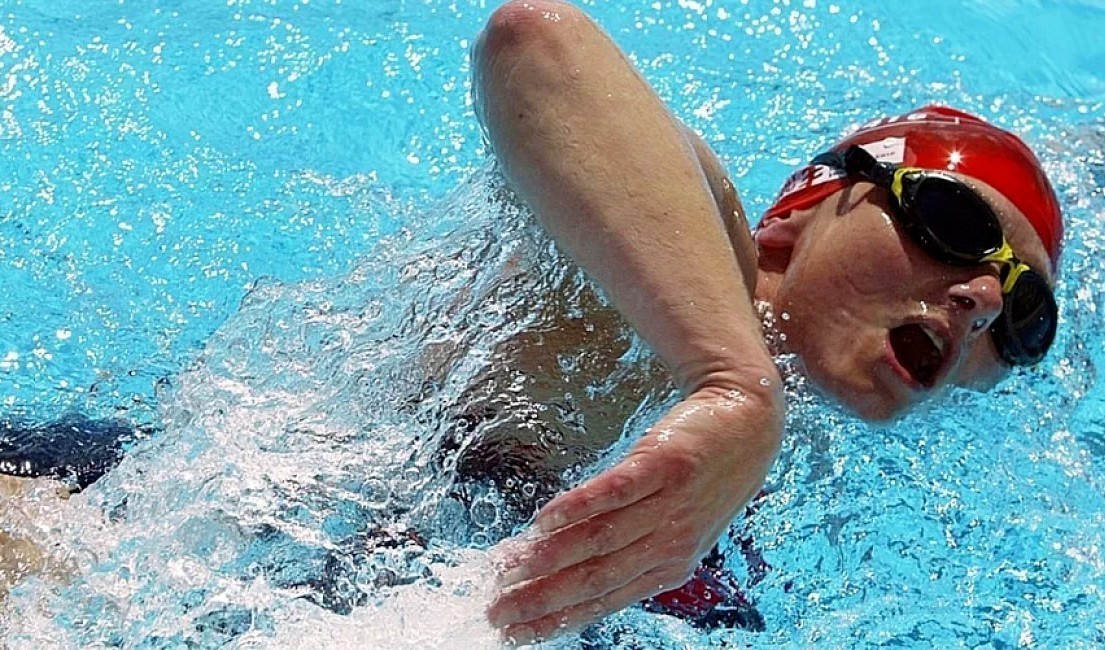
[474, 1, 783, 641]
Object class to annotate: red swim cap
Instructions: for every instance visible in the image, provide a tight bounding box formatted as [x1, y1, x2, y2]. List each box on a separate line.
[762, 105, 1063, 270]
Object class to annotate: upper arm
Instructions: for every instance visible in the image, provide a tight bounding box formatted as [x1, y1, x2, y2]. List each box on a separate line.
[472, 1, 776, 394]
[679, 124, 758, 298]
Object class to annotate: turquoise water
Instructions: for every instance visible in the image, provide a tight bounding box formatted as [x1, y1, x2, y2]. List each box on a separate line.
[1, 0, 1103, 647]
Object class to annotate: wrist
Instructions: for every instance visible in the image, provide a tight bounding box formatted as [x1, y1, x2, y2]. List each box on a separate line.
[675, 348, 782, 404]
[682, 359, 786, 451]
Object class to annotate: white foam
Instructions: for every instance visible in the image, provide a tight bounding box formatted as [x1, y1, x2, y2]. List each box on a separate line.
[260, 550, 502, 650]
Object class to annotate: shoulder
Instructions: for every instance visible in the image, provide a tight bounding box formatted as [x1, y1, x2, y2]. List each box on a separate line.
[679, 123, 758, 297]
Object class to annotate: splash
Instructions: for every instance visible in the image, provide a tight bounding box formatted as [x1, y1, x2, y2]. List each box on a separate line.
[0, 165, 573, 645]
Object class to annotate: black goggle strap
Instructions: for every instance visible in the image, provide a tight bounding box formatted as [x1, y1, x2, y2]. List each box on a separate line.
[811, 146, 903, 192]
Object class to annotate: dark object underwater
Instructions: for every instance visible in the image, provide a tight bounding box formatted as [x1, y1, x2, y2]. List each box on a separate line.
[0, 416, 137, 490]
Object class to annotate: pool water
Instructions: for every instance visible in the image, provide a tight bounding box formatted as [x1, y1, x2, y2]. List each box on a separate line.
[1, 0, 1104, 647]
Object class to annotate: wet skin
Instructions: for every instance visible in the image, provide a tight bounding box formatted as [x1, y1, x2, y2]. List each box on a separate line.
[474, 0, 1056, 643]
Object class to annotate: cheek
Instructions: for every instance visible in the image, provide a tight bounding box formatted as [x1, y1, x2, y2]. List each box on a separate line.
[827, 215, 915, 299]
[846, 250, 911, 298]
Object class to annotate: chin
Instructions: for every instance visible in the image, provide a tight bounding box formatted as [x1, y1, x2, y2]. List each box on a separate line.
[847, 398, 910, 424]
[795, 345, 920, 423]
[810, 369, 914, 423]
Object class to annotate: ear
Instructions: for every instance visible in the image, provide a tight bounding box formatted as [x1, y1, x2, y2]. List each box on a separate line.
[754, 207, 818, 275]
[754, 208, 813, 249]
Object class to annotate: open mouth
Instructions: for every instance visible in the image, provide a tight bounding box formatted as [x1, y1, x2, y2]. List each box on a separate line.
[888, 323, 948, 388]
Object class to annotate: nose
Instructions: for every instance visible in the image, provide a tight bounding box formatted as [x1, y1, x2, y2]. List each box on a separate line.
[948, 273, 1005, 337]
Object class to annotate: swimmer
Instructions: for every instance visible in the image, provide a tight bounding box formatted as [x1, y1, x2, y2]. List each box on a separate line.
[1, 0, 1063, 642]
[473, 0, 1061, 643]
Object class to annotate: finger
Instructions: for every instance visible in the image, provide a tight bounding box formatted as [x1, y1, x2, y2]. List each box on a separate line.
[488, 527, 671, 628]
[495, 492, 664, 588]
[534, 454, 664, 534]
[501, 565, 686, 645]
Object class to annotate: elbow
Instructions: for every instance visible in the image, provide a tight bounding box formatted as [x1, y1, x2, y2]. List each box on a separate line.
[471, 1, 593, 144]
[477, 1, 585, 58]
[473, 1, 588, 90]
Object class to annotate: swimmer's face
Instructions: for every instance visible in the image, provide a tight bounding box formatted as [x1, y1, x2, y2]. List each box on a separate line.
[757, 177, 1054, 421]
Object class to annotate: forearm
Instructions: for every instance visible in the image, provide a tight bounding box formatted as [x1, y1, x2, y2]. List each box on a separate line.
[474, 1, 777, 396]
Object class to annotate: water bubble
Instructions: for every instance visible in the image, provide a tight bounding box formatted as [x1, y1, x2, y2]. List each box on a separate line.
[362, 478, 394, 509]
[469, 495, 502, 530]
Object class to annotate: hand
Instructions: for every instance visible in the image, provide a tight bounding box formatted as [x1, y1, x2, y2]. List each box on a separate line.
[486, 383, 783, 643]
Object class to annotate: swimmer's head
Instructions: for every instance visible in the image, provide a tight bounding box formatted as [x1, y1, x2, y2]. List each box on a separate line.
[753, 106, 1062, 421]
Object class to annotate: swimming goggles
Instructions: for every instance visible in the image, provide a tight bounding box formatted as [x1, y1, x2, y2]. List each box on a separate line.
[811, 145, 1057, 366]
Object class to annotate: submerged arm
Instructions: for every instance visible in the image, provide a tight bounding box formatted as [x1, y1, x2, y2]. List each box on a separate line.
[474, 0, 783, 641]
